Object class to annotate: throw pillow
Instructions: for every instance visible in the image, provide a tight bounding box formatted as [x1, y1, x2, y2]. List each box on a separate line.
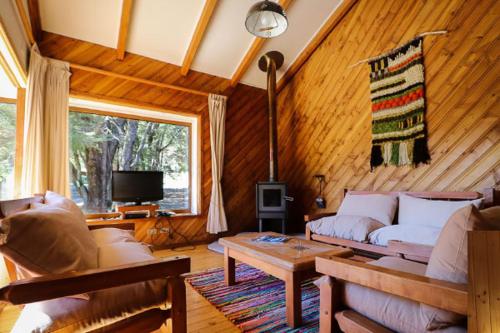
[0, 206, 98, 275]
[421, 205, 488, 330]
[398, 194, 483, 228]
[337, 193, 398, 226]
[44, 191, 86, 225]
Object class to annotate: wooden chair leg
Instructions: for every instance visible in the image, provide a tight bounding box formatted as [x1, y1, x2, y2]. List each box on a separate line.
[305, 226, 311, 240]
[319, 276, 341, 333]
[167, 276, 187, 333]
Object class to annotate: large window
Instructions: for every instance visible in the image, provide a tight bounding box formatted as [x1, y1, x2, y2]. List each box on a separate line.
[0, 103, 15, 199]
[69, 111, 191, 213]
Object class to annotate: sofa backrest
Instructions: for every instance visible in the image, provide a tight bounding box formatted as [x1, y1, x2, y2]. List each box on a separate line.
[342, 189, 491, 225]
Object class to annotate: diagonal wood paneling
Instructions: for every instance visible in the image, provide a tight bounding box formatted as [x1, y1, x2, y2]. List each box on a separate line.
[38, 33, 268, 246]
[277, 0, 500, 231]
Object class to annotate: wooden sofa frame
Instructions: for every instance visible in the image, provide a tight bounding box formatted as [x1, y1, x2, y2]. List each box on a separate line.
[0, 197, 190, 333]
[305, 188, 497, 262]
[315, 254, 467, 333]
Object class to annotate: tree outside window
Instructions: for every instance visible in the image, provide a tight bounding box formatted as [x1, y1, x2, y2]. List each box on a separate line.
[0, 103, 16, 199]
[69, 111, 190, 213]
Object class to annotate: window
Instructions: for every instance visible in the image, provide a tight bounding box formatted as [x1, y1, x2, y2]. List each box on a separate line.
[0, 103, 16, 199]
[69, 111, 192, 213]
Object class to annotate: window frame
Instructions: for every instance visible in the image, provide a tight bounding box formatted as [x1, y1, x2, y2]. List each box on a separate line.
[69, 106, 197, 214]
[0, 97, 19, 199]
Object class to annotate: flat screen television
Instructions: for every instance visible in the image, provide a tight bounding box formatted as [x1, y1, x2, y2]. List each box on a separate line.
[112, 171, 164, 205]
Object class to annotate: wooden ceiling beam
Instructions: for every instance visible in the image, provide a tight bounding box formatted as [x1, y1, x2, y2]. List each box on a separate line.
[116, 0, 134, 61]
[27, 0, 42, 43]
[180, 0, 218, 76]
[229, 0, 293, 87]
[70, 63, 211, 97]
[276, 0, 358, 93]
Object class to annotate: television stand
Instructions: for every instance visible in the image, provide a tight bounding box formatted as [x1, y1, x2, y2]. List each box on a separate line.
[116, 204, 159, 217]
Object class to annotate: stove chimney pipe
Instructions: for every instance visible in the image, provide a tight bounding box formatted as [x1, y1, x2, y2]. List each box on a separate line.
[259, 51, 284, 182]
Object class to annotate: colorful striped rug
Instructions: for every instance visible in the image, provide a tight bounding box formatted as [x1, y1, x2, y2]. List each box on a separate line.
[186, 264, 319, 333]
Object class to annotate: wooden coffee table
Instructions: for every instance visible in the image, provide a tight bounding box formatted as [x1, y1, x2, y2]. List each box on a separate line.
[219, 232, 353, 328]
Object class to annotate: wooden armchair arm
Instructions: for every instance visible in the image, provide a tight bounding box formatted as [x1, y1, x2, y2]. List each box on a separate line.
[87, 221, 135, 231]
[387, 240, 433, 263]
[0, 255, 190, 305]
[315, 255, 467, 315]
[304, 212, 337, 222]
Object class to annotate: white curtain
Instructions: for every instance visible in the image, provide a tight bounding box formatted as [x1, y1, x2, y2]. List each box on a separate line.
[21, 45, 71, 197]
[207, 94, 228, 234]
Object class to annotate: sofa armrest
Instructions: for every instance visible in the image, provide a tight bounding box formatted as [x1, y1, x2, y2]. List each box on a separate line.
[0, 255, 190, 305]
[304, 212, 337, 222]
[387, 240, 433, 263]
[315, 255, 467, 315]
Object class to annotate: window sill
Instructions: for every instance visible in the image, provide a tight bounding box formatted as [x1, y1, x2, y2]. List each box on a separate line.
[86, 212, 201, 223]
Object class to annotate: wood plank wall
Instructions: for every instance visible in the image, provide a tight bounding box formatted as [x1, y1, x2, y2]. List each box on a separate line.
[39, 33, 268, 246]
[277, 0, 500, 230]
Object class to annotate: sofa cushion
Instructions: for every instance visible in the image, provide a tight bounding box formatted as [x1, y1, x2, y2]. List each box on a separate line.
[480, 206, 500, 229]
[307, 215, 384, 242]
[338, 193, 398, 226]
[421, 205, 487, 330]
[341, 256, 465, 333]
[0, 206, 98, 275]
[368, 224, 442, 246]
[44, 191, 87, 226]
[90, 228, 135, 246]
[10, 242, 168, 333]
[342, 257, 427, 333]
[398, 194, 483, 228]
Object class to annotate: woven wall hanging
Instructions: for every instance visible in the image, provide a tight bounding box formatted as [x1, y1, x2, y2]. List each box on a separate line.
[369, 37, 431, 170]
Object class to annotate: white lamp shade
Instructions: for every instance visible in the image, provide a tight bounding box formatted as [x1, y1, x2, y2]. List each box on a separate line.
[245, 1, 288, 38]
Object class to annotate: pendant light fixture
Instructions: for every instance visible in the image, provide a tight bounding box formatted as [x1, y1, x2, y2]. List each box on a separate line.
[245, 0, 288, 38]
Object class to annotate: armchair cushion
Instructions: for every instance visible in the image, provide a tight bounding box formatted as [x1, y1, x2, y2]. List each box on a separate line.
[11, 242, 168, 333]
[422, 205, 487, 330]
[91, 228, 135, 246]
[341, 257, 465, 333]
[0, 206, 98, 275]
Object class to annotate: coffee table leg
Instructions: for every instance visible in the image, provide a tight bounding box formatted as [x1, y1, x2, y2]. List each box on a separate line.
[224, 247, 235, 286]
[285, 271, 302, 328]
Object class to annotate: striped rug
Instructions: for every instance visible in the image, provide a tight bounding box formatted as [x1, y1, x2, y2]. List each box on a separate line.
[186, 264, 319, 333]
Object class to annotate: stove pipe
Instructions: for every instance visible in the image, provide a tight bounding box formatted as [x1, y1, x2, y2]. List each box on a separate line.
[259, 51, 284, 182]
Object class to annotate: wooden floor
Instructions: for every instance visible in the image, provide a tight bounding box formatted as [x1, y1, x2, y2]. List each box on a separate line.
[0, 246, 239, 333]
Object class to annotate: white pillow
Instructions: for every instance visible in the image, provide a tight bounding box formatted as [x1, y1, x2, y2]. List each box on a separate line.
[307, 215, 384, 242]
[398, 194, 483, 228]
[337, 193, 398, 226]
[368, 224, 442, 246]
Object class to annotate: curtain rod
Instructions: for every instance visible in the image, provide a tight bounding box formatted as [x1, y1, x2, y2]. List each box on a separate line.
[348, 30, 448, 68]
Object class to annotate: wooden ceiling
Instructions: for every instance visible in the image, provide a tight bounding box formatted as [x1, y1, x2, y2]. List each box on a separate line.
[39, 32, 230, 113]
[16, 0, 355, 89]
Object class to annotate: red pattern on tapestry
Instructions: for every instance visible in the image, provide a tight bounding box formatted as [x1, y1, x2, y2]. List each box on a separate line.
[372, 88, 424, 112]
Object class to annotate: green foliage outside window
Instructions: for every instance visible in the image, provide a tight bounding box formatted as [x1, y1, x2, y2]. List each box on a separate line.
[69, 112, 190, 213]
[0, 103, 16, 199]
